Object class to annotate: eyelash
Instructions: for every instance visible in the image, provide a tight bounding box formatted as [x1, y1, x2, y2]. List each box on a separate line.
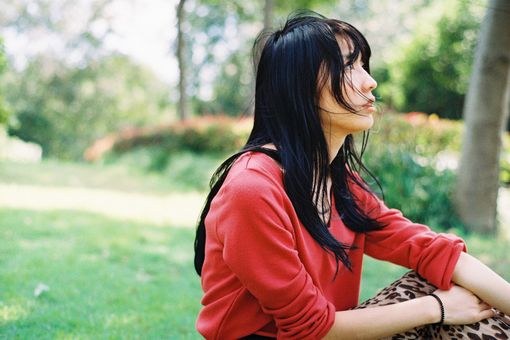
[346, 62, 364, 70]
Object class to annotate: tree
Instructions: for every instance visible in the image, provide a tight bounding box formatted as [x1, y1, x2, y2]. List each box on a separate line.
[263, 0, 274, 32]
[190, 0, 337, 117]
[5, 54, 171, 159]
[0, 0, 116, 66]
[373, 0, 482, 118]
[176, 0, 190, 120]
[0, 37, 9, 125]
[453, 0, 510, 233]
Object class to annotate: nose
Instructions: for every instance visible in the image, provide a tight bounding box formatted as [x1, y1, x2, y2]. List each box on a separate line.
[365, 73, 377, 92]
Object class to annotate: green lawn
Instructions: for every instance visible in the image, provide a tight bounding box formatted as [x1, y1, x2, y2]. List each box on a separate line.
[0, 209, 201, 339]
[1, 158, 509, 338]
[0, 150, 224, 194]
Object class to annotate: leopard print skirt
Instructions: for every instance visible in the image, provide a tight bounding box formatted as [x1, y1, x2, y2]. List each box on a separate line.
[352, 271, 510, 339]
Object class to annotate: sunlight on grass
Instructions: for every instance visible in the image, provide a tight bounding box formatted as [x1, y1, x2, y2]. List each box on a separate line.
[105, 313, 138, 327]
[1, 207, 509, 338]
[0, 183, 205, 227]
[0, 303, 29, 322]
[1, 155, 509, 338]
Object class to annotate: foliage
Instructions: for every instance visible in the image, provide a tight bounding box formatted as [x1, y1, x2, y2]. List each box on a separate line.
[189, 0, 471, 118]
[103, 148, 225, 192]
[502, 133, 510, 187]
[193, 50, 253, 116]
[365, 148, 462, 231]
[374, 0, 482, 119]
[189, 0, 338, 116]
[368, 112, 463, 156]
[91, 115, 252, 161]
[4, 54, 172, 160]
[0, 37, 10, 125]
[0, 0, 118, 66]
[361, 112, 465, 231]
[100, 112, 474, 230]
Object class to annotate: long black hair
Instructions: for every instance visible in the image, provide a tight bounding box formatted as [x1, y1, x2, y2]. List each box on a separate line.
[194, 10, 386, 279]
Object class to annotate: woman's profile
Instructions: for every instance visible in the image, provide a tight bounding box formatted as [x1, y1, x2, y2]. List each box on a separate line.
[193, 10, 510, 339]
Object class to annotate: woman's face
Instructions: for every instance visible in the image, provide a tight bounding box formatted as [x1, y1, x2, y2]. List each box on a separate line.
[318, 37, 377, 135]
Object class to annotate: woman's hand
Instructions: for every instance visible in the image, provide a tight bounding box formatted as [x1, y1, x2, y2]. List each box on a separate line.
[452, 251, 510, 316]
[432, 285, 495, 325]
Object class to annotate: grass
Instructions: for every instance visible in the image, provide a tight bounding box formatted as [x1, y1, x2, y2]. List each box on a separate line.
[0, 208, 202, 339]
[0, 149, 225, 194]
[1, 154, 510, 338]
[2, 208, 510, 339]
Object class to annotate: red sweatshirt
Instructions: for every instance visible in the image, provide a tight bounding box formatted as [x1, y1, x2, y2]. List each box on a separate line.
[196, 151, 466, 340]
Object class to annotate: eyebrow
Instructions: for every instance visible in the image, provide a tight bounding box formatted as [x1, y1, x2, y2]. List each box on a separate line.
[342, 52, 355, 62]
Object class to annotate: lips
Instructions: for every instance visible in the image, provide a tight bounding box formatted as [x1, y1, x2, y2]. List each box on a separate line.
[360, 100, 376, 113]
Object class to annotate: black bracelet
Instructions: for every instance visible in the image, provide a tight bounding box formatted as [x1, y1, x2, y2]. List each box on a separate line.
[429, 293, 445, 326]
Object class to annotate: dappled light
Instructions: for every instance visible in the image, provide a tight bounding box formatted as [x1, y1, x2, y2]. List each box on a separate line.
[0, 303, 29, 323]
[0, 182, 204, 227]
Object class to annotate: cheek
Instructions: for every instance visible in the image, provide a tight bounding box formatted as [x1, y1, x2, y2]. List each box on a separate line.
[342, 85, 358, 103]
[319, 87, 338, 109]
[342, 75, 358, 98]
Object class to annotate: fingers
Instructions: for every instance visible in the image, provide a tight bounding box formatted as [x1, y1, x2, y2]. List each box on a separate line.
[478, 307, 496, 321]
[478, 302, 492, 310]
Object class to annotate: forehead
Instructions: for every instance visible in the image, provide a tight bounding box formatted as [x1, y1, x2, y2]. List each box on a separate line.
[335, 35, 355, 59]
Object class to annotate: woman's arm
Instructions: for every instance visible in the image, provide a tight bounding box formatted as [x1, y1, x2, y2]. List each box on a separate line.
[322, 254, 504, 340]
[452, 251, 510, 315]
[324, 284, 494, 340]
[323, 295, 438, 340]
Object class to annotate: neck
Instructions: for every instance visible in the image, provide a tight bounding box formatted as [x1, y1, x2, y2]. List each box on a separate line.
[326, 131, 348, 164]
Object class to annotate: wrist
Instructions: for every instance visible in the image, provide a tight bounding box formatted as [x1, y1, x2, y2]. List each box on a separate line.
[428, 293, 445, 326]
[421, 295, 442, 325]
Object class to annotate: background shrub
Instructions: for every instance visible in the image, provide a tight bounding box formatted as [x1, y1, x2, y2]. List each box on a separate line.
[374, 1, 481, 119]
[101, 112, 471, 231]
[359, 111, 464, 231]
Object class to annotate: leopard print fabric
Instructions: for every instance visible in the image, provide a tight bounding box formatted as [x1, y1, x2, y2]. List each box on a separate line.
[352, 271, 510, 339]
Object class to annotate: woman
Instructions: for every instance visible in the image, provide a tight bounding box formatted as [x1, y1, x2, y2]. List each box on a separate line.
[193, 11, 510, 339]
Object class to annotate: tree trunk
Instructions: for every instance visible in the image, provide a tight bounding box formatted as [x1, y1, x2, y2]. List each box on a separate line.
[263, 0, 274, 32]
[176, 0, 190, 121]
[249, 0, 274, 116]
[507, 74, 510, 131]
[454, 0, 510, 233]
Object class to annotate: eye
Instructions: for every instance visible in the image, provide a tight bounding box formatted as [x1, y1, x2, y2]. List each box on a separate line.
[344, 60, 355, 69]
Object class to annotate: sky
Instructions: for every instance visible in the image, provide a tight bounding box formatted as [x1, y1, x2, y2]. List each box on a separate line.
[3, 0, 182, 85]
[104, 0, 179, 84]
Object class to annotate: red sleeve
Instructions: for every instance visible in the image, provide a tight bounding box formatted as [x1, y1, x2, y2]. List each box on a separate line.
[351, 176, 467, 290]
[216, 169, 335, 340]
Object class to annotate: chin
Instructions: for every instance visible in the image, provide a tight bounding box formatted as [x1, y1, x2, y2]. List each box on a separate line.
[349, 114, 374, 133]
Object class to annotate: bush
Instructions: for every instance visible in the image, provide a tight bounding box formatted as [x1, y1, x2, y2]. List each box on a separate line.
[368, 111, 463, 157]
[364, 147, 463, 232]
[5, 54, 172, 160]
[92, 115, 252, 191]
[102, 147, 225, 192]
[360, 112, 465, 231]
[87, 115, 252, 162]
[100, 112, 508, 232]
[0, 36, 10, 125]
[501, 133, 510, 187]
[374, 0, 482, 119]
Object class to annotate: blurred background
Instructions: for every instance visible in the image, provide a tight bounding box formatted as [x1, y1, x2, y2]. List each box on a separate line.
[1, 0, 509, 338]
